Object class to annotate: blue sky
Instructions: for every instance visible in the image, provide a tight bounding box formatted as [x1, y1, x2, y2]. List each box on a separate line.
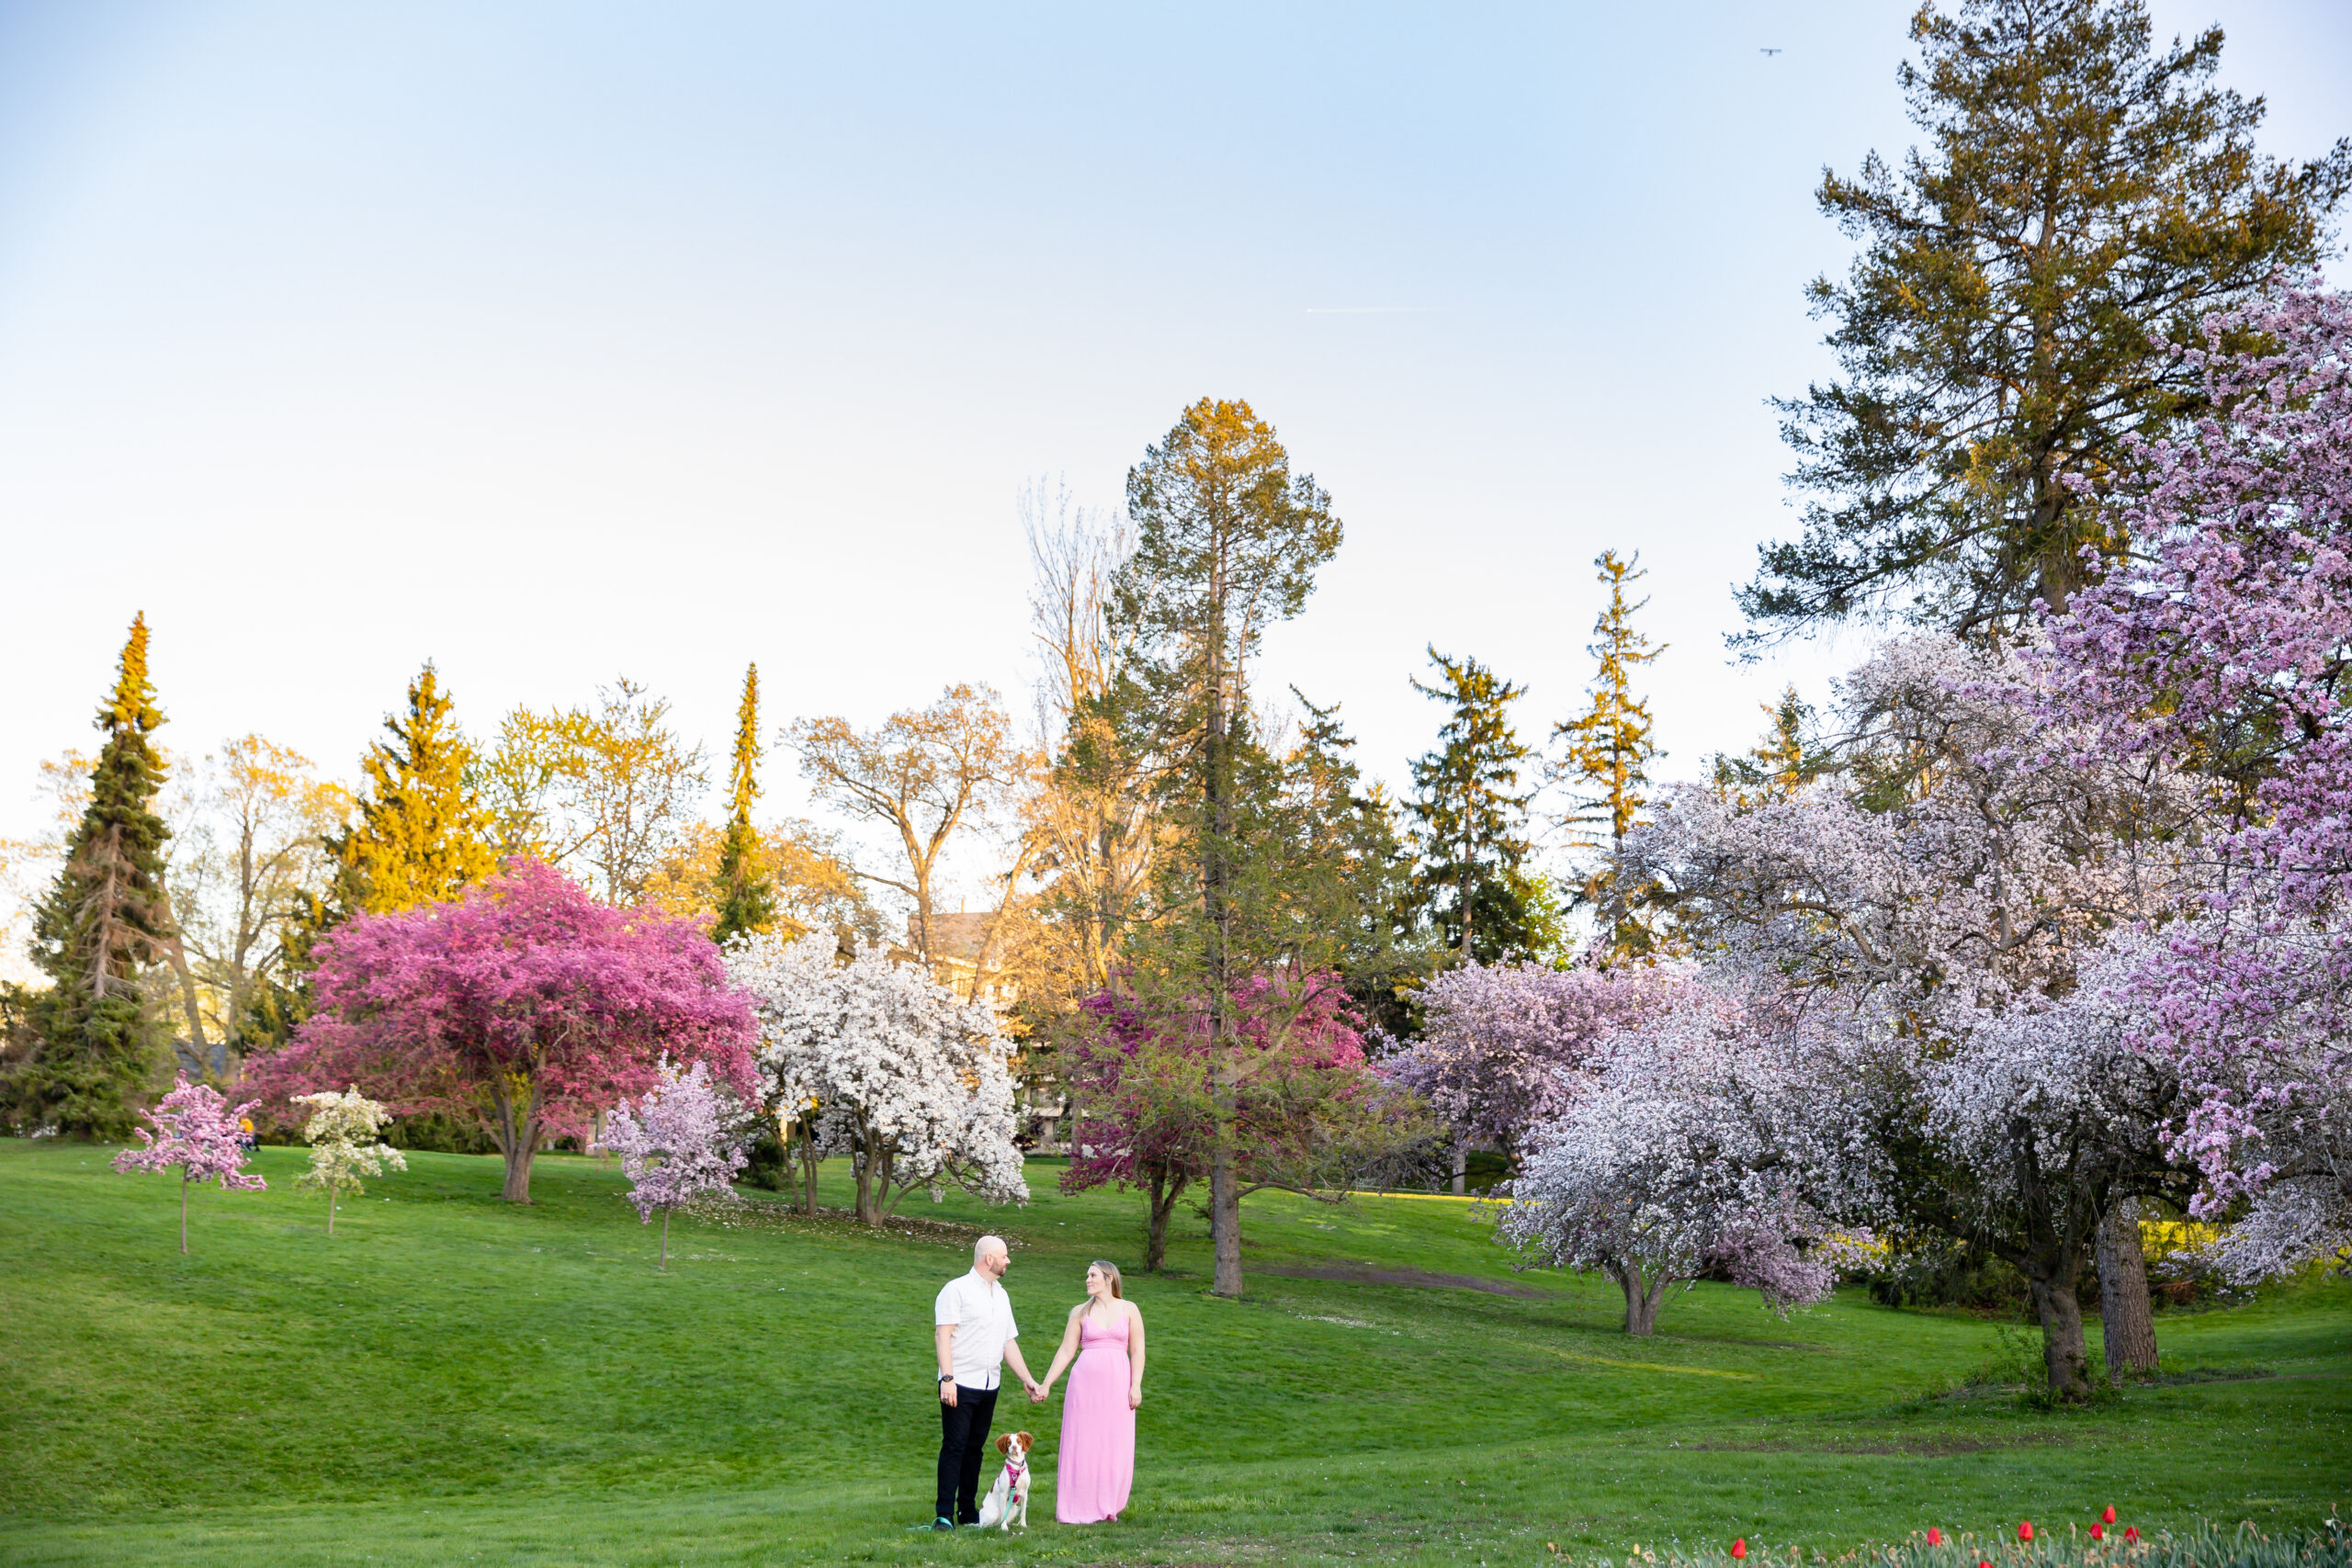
[1, 0, 2345, 911]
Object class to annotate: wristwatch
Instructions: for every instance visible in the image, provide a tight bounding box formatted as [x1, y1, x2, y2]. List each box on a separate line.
[938, 1373, 955, 1385]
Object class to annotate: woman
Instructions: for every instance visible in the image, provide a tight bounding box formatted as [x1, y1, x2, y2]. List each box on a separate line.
[1034, 1259, 1145, 1524]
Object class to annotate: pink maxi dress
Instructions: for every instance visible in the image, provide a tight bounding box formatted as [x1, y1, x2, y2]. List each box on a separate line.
[1055, 1308, 1135, 1523]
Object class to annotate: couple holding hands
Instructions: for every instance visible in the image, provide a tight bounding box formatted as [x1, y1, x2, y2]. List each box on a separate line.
[931, 1235, 1146, 1529]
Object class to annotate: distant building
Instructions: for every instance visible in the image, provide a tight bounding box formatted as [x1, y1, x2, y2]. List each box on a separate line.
[905, 912, 1017, 1008]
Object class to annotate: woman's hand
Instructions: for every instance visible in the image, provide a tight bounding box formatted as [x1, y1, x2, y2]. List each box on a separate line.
[1127, 1385, 1143, 1410]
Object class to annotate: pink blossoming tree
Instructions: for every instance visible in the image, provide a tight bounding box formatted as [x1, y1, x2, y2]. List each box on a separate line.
[111, 1073, 268, 1253]
[605, 1055, 749, 1269]
[1498, 978, 1839, 1335]
[253, 859, 755, 1203]
[2041, 285, 2352, 1280]
[1385, 959, 1694, 1171]
[1610, 637, 2204, 1393]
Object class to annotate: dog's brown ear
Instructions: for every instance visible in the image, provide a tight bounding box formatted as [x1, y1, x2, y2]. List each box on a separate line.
[1017, 1432, 1032, 1448]
[994, 1434, 1011, 1453]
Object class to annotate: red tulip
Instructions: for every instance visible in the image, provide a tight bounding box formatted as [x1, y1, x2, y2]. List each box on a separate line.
[2124, 1528, 2139, 1544]
[2103, 1508, 2117, 1526]
[2018, 1522, 2035, 1542]
[1980, 1560, 1995, 1567]
[1732, 1540, 1748, 1560]
[1928, 1529, 1943, 1546]
[2092, 1524, 2106, 1541]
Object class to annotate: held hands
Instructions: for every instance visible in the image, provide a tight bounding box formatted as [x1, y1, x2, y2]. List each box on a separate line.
[1027, 1379, 1048, 1404]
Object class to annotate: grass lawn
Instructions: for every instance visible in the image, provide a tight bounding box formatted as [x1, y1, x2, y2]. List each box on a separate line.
[1, 1137, 2344, 1567]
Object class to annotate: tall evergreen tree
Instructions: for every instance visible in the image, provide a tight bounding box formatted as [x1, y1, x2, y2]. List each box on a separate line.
[711, 663, 776, 944]
[1555, 550, 1667, 962]
[1291, 694, 1430, 1040]
[14, 615, 175, 1136]
[245, 665, 499, 1059]
[1112, 396, 1346, 1299]
[1739, 0, 2351, 643]
[325, 663, 500, 918]
[1405, 649, 1555, 967]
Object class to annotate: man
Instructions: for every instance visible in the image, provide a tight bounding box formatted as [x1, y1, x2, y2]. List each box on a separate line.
[931, 1235, 1042, 1530]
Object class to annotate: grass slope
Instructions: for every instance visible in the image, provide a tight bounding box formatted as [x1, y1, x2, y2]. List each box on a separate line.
[1, 1138, 2344, 1566]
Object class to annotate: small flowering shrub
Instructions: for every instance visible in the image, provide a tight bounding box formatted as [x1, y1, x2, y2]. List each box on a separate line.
[605, 1056, 749, 1269]
[110, 1075, 267, 1255]
[290, 1088, 406, 1236]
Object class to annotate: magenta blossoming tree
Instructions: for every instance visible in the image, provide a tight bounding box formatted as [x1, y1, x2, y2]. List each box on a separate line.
[2041, 284, 2352, 1278]
[111, 1074, 268, 1254]
[252, 859, 756, 1203]
[605, 1055, 749, 1269]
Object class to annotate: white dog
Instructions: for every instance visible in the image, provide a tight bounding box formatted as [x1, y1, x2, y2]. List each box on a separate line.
[974, 1430, 1032, 1530]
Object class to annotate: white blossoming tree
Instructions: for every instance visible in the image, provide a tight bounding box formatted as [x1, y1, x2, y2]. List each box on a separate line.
[290, 1087, 407, 1237]
[1498, 979, 1839, 1336]
[726, 931, 1028, 1224]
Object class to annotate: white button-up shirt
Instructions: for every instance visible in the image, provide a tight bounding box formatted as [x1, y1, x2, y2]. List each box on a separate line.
[934, 1269, 1018, 1391]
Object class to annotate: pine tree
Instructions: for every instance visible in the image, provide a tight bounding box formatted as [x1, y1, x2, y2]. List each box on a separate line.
[1405, 649, 1555, 966]
[324, 664, 501, 918]
[1113, 396, 1346, 1298]
[710, 663, 776, 944]
[14, 615, 175, 1136]
[1740, 0, 2351, 642]
[1555, 550, 1666, 962]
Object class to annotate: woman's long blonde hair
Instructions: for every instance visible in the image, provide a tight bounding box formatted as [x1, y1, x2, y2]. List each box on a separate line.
[1083, 1259, 1125, 1302]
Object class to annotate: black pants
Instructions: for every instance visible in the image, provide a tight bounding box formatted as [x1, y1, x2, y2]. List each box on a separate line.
[936, 1383, 1001, 1524]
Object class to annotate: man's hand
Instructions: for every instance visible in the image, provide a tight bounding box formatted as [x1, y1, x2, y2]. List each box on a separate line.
[940, 1380, 957, 1407]
[1027, 1380, 1046, 1404]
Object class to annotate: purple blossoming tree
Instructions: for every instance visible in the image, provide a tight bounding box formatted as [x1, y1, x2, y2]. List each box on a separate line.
[111, 1074, 268, 1254]
[2042, 284, 2352, 1279]
[605, 1055, 749, 1269]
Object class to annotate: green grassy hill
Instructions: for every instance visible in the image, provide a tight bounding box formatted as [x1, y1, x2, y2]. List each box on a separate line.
[1, 1138, 2344, 1566]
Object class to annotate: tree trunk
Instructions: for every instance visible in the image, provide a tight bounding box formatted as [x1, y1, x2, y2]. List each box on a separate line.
[1143, 1166, 1188, 1272]
[501, 1140, 538, 1202]
[2097, 1198, 2159, 1382]
[2028, 1271, 2093, 1401]
[1209, 1151, 1242, 1296]
[1451, 1142, 1468, 1197]
[492, 1075, 542, 1202]
[797, 1127, 820, 1217]
[326, 1182, 336, 1237]
[1615, 1260, 1668, 1337]
[179, 1169, 190, 1256]
[660, 1207, 670, 1269]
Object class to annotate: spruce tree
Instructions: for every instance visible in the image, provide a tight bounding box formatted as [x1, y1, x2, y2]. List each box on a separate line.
[324, 664, 500, 917]
[1740, 0, 2351, 642]
[15, 615, 175, 1136]
[1406, 649, 1555, 967]
[1555, 550, 1667, 962]
[245, 666, 500, 1062]
[710, 662, 776, 944]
